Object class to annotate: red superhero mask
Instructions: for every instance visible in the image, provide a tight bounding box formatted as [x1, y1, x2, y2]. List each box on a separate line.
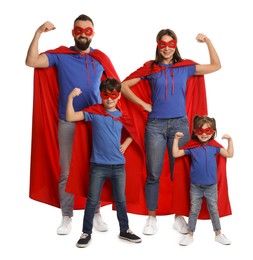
[100, 90, 120, 100]
[73, 26, 93, 36]
[157, 40, 177, 49]
[195, 127, 214, 135]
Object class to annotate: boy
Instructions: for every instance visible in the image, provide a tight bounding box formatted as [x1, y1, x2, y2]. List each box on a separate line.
[66, 78, 142, 248]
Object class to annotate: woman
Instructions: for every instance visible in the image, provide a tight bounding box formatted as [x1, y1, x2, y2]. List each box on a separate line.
[121, 29, 221, 235]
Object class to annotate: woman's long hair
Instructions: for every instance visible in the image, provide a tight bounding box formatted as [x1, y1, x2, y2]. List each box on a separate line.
[152, 29, 183, 67]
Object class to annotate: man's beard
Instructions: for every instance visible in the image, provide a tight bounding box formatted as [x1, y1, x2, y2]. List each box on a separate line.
[74, 37, 91, 51]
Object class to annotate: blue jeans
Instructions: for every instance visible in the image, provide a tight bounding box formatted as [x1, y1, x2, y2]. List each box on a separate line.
[188, 184, 221, 232]
[82, 163, 129, 234]
[144, 116, 190, 211]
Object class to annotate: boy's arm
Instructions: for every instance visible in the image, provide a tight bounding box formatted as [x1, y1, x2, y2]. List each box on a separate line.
[120, 136, 133, 154]
[66, 88, 85, 122]
[219, 134, 234, 158]
[172, 132, 186, 158]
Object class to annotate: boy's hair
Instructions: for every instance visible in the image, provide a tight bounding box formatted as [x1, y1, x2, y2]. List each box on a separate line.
[192, 115, 217, 140]
[99, 78, 121, 92]
[74, 14, 94, 26]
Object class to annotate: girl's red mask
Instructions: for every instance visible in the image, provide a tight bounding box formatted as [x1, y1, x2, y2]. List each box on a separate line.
[195, 127, 214, 135]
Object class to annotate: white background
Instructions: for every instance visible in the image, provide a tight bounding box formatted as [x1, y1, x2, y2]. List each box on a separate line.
[1, 0, 252, 259]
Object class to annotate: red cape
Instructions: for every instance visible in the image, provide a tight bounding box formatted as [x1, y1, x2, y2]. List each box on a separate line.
[119, 60, 208, 215]
[29, 46, 122, 209]
[172, 139, 232, 219]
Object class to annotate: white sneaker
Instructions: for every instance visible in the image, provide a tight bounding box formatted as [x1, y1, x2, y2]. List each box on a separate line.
[215, 233, 231, 245]
[142, 216, 157, 235]
[93, 213, 109, 232]
[173, 216, 188, 234]
[179, 234, 193, 246]
[57, 216, 72, 235]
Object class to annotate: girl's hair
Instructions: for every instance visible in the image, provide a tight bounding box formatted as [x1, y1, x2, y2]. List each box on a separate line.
[192, 115, 217, 140]
[74, 14, 94, 26]
[99, 78, 121, 92]
[152, 29, 183, 68]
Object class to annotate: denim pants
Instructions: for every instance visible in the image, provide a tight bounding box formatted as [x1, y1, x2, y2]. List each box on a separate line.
[144, 116, 190, 211]
[58, 120, 100, 217]
[58, 120, 75, 217]
[188, 183, 221, 232]
[82, 163, 129, 234]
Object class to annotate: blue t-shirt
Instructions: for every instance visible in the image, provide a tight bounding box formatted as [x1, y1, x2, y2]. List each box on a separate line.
[143, 64, 195, 118]
[184, 144, 221, 185]
[46, 47, 104, 120]
[84, 109, 125, 165]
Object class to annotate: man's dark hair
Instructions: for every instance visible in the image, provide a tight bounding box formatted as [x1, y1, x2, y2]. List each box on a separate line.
[74, 14, 94, 26]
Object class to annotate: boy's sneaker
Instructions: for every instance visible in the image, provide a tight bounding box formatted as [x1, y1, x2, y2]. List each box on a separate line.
[119, 229, 142, 243]
[57, 216, 72, 235]
[179, 234, 193, 246]
[93, 213, 109, 232]
[173, 216, 188, 234]
[142, 216, 157, 235]
[76, 233, 91, 248]
[215, 233, 231, 245]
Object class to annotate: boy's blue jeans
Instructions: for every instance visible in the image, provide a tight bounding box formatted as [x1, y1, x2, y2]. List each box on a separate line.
[82, 163, 129, 234]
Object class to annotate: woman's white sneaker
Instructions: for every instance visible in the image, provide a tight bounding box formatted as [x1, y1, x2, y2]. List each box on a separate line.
[173, 216, 188, 234]
[142, 216, 157, 235]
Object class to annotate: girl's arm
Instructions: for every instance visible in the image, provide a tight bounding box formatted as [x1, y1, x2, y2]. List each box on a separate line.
[219, 134, 234, 158]
[172, 132, 186, 158]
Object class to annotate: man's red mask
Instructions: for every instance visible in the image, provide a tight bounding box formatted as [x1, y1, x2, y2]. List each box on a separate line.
[100, 90, 120, 100]
[157, 40, 177, 49]
[195, 127, 214, 135]
[73, 26, 93, 36]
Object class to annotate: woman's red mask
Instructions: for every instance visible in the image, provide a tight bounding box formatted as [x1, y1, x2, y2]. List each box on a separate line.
[100, 90, 120, 100]
[157, 40, 177, 49]
[73, 26, 93, 36]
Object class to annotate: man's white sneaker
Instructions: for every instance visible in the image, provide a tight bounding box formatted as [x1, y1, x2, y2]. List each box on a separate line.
[142, 216, 157, 235]
[173, 216, 188, 234]
[57, 216, 72, 235]
[179, 234, 193, 246]
[215, 233, 231, 245]
[93, 213, 109, 232]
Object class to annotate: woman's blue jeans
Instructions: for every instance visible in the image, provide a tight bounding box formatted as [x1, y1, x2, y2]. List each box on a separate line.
[82, 163, 129, 234]
[144, 116, 190, 211]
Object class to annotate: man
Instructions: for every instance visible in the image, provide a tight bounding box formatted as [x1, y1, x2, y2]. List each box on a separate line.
[25, 14, 119, 235]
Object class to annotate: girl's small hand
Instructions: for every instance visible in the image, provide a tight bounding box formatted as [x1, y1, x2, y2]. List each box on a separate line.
[175, 132, 184, 139]
[222, 134, 232, 140]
